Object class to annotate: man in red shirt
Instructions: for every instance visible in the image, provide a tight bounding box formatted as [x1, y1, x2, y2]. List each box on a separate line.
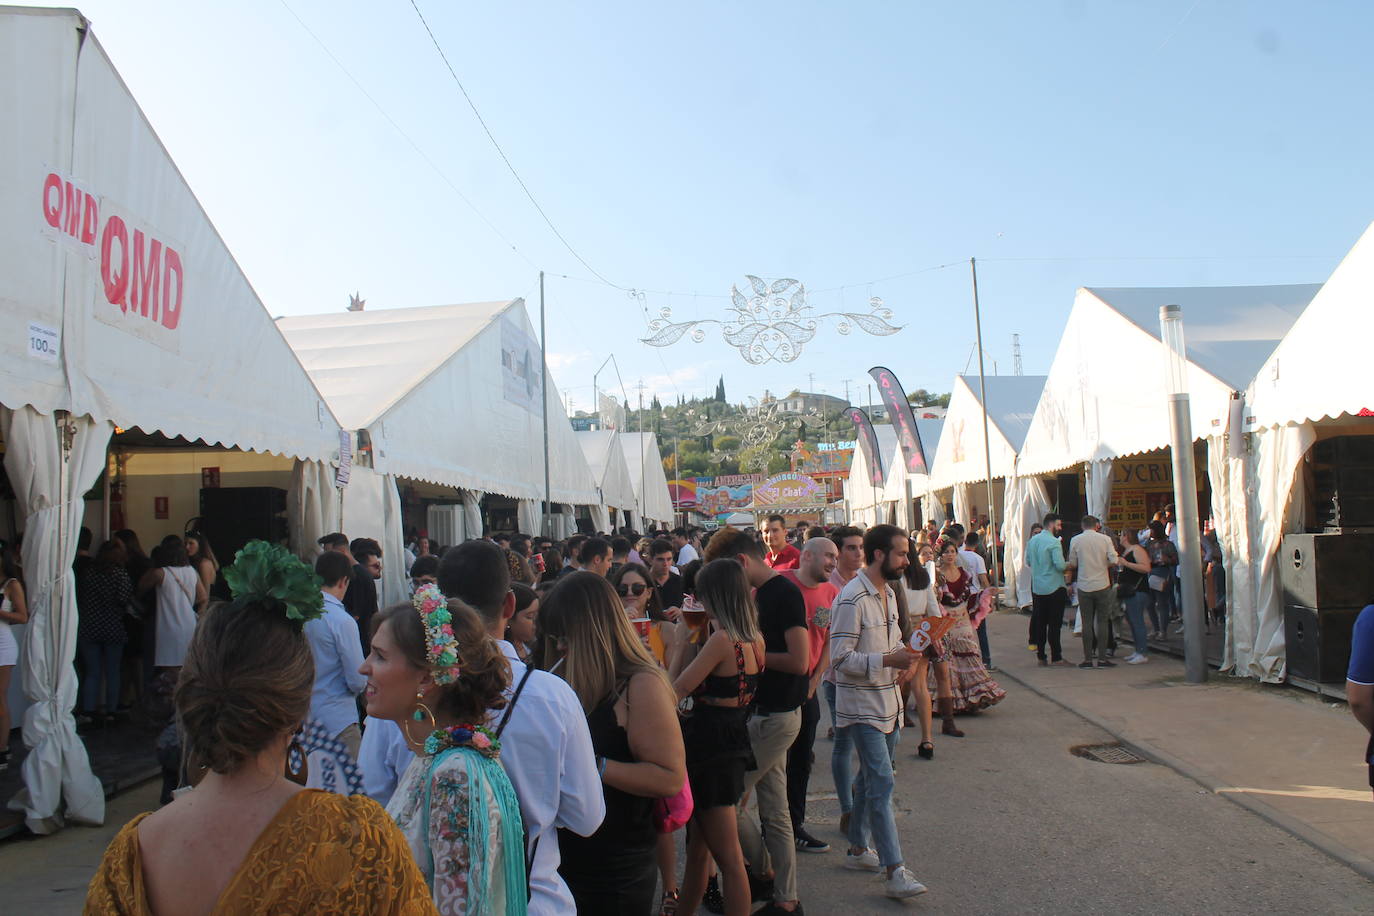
[764, 514, 801, 570]
[782, 536, 839, 854]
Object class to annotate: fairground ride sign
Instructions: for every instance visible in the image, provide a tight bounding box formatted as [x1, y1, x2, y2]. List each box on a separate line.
[749, 472, 828, 510]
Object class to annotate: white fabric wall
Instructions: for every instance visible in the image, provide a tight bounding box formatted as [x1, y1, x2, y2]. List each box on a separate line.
[1, 406, 111, 833]
[920, 491, 946, 528]
[287, 459, 339, 562]
[461, 490, 483, 541]
[1237, 423, 1315, 681]
[1005, 474, 1052, 610]
[590, 504, 611, 535]
[338, 466, 406, 609]
[1209, 433, 1253, 676]
[953, 484, 973, 528]
[517, 500, 542, 537]
[1085, 459, 1113, 520]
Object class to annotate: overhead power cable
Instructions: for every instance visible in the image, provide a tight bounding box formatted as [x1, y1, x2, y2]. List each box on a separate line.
[407, 0, 624, 289]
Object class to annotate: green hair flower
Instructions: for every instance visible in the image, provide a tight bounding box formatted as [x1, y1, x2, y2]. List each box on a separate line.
[223, 540, 324, 626]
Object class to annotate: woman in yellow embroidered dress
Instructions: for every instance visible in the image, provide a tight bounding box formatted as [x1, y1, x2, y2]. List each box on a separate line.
[84, 541, 434, 915]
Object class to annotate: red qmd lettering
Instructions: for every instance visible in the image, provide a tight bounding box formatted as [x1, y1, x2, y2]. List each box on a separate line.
[130, 230, 163, 321]
[42, 173, 62, 228]
[63, 181, 81, 237]
[80, 193, 98, 245]
[100, 215, 129, 310]
[161, 248, 183, 330]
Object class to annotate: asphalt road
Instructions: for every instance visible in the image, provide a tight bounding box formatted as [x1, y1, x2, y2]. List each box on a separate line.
[2, 681, 1372, 914]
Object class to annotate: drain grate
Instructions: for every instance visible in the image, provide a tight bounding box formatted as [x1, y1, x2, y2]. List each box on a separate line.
[1071, 742, 1145, 765]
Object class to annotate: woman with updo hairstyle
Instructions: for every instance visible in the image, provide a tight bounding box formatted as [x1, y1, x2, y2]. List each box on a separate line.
[86, 541, 433, 915]
[364, 590, 529, 915]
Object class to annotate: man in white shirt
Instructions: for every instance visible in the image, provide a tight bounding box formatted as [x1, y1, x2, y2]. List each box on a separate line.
[1067, 515, 1119, 669]
[305, 551, 367, 759]
[357, 715, 413, 805]
[830, 524, 928, 900]
[671, 527, 699, 567]
[439, 540, 605, 915]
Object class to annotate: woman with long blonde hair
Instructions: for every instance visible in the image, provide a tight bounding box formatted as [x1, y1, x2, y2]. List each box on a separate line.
[537, 571, 686, 914]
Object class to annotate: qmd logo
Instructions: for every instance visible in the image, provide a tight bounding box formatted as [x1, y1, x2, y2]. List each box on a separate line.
[41, 171, 186, 347]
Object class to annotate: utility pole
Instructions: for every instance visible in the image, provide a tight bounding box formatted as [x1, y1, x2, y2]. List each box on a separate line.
[1161, 304, 1207, 683]
[971, 258, 999, 589]
[843, 379, 852, 406]
[635, 378, 648, 528]
[540, 271, 551, 538]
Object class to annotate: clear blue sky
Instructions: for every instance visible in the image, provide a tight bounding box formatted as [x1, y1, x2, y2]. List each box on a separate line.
[48, 0, 1373, 412]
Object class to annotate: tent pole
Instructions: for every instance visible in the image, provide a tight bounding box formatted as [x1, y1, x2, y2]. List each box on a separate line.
[971, 258, 1000, 589]
[540, 271, 551, 538]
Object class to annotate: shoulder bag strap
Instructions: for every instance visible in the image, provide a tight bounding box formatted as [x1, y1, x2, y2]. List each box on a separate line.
[495, 662, 536, 739]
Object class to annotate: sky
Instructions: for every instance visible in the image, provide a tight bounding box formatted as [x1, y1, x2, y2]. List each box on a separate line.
[38, 0, 1374, 414]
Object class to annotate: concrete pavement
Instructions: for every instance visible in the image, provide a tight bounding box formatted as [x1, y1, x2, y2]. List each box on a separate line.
[983, 608, 1374, 880]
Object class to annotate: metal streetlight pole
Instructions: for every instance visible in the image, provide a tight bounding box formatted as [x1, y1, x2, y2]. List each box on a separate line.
[971, 258, 999, 589]
[1160, 304, 1207, 684]
[540, 271, 551, 537]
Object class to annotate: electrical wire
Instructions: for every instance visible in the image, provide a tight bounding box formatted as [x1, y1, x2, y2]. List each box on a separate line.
[407, 0, 623, 289]
[277, 0, 535, 269]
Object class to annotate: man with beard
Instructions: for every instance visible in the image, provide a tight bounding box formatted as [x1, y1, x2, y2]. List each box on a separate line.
[830, 524, 928, 900]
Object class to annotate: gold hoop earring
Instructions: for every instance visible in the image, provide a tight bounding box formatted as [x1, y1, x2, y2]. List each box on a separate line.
[404, 692, 438, 749]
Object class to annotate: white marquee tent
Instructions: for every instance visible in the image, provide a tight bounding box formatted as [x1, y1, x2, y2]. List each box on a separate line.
[575, 429, 638, 533]
[1, 7, 344, 833]
[884, 417, 945, 532]
[279, 300, 602, 553]
[1013, 283, 1321, 669]
[1236, 222, 1374, 681]
[845, 424, 897, 527]
[618, 432, 674, 529]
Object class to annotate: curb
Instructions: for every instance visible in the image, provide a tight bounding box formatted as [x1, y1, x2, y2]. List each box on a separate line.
[997, 665, 1374, 884]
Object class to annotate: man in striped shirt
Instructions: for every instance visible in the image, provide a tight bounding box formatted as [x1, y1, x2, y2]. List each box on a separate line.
[830, 524, 928, 900]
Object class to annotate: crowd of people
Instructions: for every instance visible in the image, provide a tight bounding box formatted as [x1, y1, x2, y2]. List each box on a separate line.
[2, 511, 1022, 913]
[1, 501, 1229, 913]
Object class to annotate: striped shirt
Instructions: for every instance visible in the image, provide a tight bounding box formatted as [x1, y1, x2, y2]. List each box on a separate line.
[830, 571, 903, 734]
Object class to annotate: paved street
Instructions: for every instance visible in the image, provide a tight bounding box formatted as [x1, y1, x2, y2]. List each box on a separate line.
[3, 658, 1373, 914]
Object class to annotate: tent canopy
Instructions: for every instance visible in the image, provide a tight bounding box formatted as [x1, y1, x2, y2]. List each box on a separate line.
[576, 429, 637, 513]
[618, 432, 674, 525]
[0, 8, 340, 461]
[845, 424, 898, 513]
[1248, 222, 1374, 428]
[928, 375, 1045, 490]
[1017, 284, 1319, 477]
[278, 300, 600, 506]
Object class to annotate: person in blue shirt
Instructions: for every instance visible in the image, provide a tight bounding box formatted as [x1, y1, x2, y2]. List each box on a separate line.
[305, 550, 368, 760]
[1346, 603, 1374, 798]
[1026, 513, 1069, 666]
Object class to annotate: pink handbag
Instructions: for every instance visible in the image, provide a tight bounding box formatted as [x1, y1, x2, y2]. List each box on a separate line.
[652, 777, 694, 833]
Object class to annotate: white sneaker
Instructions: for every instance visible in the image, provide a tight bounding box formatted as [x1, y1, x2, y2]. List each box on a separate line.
[1127, 653, 1149, 665]
[884, 866, 929, 898]
[844, 847, 881, 871]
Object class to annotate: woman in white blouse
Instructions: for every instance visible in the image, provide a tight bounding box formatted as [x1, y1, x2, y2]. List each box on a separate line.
[902, 541, 954, 760]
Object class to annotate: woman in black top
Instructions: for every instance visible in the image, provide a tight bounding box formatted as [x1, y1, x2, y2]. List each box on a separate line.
[538, 571, 686, 914]
[76, 540, 133, 724]
[672, 560, 765, 916]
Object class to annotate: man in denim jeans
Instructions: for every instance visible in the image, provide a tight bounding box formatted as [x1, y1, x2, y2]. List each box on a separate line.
[830, 524, 929, 900]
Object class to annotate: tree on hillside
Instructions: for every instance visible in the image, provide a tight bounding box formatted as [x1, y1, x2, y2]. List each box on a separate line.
[907, 388, 951, 408]
[715, 376, 726, 403]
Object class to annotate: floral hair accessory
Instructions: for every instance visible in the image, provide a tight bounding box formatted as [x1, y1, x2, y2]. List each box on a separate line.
[423, 723, 501, 759]
[222, 540, 324, 628]
[413, 583, 461, 685]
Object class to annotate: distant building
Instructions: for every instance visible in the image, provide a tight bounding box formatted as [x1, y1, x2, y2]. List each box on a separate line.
[776, 391, 850, 414]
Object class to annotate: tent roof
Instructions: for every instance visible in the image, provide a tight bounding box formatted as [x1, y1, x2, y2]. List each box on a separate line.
[576, 430, 638, 511]
[0, 10, 341, 461]
[1248, 222, 1374, 428]
[1087, 285, 1320, 391]
[1017, 283, 1319, 477]
[955, 375, 1044, 452]
[618, 432, 674, 523]
[278, 301, 600, 505]
[277, 301, 513, 430]
[928, 375, 1046, 489]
